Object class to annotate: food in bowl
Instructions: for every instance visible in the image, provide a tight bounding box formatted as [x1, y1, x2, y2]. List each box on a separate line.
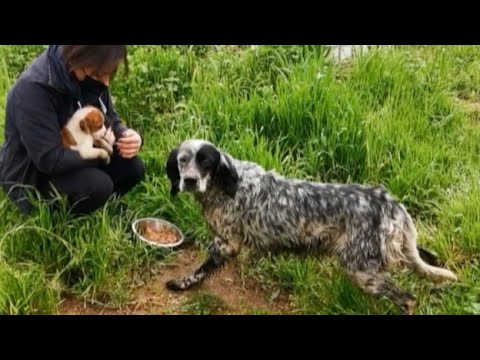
[132, 218, 184, 248]
[141, 223, 178, 244]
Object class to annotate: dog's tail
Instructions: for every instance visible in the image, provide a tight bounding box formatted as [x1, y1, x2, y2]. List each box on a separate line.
[401, 207, 457, 283]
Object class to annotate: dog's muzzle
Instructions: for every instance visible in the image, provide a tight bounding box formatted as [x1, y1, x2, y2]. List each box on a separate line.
[182, 177, 199, 191]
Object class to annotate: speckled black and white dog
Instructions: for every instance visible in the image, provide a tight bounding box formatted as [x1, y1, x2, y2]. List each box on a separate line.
[165, 139, 457, 314]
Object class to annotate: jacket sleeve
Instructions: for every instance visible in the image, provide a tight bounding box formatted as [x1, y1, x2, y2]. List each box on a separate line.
[14, 82, 101, 176]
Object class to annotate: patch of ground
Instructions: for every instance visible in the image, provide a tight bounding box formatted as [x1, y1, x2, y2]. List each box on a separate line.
[59, 246, 293, 315]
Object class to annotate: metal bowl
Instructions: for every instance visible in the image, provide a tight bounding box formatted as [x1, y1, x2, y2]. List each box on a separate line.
[132, 218, 184, 249]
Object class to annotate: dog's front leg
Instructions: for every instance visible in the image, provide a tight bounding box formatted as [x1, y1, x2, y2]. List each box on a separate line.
[74, 145, 111, 164]
[166, 236, 240, 292]
[93, 137, 114, 155]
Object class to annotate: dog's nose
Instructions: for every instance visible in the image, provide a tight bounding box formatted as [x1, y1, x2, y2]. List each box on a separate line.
[184, 178, 198, 187]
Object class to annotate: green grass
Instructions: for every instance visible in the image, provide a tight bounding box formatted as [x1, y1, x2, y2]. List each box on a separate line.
[0, 261, 60, 314]
[1, 45, 479, 315]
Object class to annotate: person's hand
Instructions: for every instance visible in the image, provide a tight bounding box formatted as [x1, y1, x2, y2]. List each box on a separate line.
[116, 129, 142, 159]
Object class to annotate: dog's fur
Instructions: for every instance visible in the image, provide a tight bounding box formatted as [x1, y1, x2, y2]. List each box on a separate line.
[61, 106, 113, 164]
[165, 139, 457, 314]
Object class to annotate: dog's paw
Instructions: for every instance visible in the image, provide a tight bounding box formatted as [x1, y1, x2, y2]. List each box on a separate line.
[97, 149, 111, 165]
[166, 279, 185, 292]
[103, 140, 114, 155]
[105, 144, 114, 156]
[400, 294, 417, 315]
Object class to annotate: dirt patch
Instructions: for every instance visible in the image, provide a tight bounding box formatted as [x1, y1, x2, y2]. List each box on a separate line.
[456, 98, 480, 111]
[58, 246, 293, 315]
[455, 98, 480, 122]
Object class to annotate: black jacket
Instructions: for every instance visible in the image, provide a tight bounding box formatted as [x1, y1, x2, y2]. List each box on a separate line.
[0, 45, 128, 215]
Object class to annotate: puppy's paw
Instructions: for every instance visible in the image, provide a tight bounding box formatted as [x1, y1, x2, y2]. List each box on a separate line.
[98, 149, 110, 164]
[94, 138, 114, 155]
[104, 142, 114, 155]
[166, 279, 185, 292]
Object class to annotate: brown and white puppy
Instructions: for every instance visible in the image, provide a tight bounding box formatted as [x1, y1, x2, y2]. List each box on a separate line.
[61, 106, 113, 164]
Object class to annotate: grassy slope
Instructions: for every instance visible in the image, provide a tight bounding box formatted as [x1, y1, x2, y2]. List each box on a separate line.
[0, 45, 478, 314]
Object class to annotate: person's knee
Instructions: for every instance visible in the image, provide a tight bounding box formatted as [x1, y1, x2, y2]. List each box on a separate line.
[71, 169, 114, 213]
[131, 157, 146, 185]
[117, 157, 146, 190]
[88, 172, 114, 204]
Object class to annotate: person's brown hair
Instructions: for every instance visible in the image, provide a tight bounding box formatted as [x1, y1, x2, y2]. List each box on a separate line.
[59, 45, 128, 78]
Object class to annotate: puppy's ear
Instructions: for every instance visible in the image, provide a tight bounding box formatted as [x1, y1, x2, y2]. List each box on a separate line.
[79, 119, 89, 133]
[215, 153, 239, 198]
[166, 148, 180, 196]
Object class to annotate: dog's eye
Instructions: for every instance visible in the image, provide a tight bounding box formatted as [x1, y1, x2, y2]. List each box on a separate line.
[178, 156, 188, 164]
[197, 156, 210, 167]
[196, 154, 207, 164]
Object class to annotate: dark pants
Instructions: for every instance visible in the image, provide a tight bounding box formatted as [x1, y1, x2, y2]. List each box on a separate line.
[39, 152, 145, 215]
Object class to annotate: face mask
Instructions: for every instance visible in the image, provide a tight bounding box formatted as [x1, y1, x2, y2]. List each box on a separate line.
[78, 75, 108, 107]
[80, 75, 108, 96]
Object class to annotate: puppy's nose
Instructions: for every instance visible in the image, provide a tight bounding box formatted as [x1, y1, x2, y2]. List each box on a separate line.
[184, 178, 198, 187]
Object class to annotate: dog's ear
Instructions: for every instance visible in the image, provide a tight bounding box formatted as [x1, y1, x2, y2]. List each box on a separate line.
[215, 153, 239, 198]
[166, 148, 180, 196]
[79, 119, 88, 133]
